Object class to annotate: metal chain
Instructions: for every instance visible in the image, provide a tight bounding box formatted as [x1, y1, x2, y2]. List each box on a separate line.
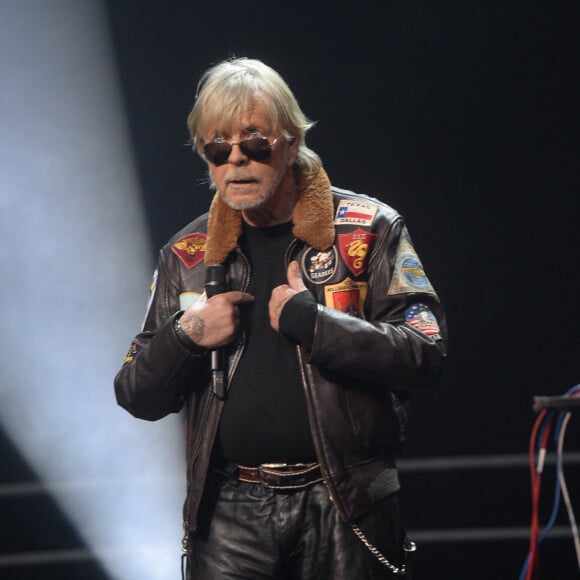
[351, 524, 416, 576]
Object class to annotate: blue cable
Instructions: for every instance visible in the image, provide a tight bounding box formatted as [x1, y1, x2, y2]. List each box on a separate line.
[538, 412, 564, 542]
[518, 554, 530, 580]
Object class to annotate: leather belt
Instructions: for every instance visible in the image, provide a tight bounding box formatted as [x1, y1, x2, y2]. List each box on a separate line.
[235, 462, 323, 490]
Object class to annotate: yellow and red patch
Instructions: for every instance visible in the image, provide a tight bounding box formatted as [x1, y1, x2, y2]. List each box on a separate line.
[171, 233, 207, 269]
[324, 278, 368, 319]
[338, 228, 378, 277]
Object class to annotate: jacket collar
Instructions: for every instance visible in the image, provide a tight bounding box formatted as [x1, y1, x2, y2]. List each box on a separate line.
[204, 167, 335, 265]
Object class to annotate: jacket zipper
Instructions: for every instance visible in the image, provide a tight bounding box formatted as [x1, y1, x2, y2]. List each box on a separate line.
[181, 391, 213, 554]
[182, 248, 252, 554]
[227, 248, 251, 382]
[296, 345, 349, 523]
[237, 247, 252, 293]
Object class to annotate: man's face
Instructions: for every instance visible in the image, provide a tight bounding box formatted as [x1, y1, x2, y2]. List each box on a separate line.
[203, 99, 298, 212]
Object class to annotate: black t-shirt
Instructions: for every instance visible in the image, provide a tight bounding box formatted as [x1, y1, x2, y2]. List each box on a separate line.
[217, 221, 317, 466]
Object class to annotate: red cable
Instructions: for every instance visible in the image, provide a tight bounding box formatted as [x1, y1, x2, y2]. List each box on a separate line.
[526, 410, 551, 580]
[535, 420, 553, 580]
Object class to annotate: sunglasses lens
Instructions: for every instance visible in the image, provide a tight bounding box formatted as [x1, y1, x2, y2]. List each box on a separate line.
[203, 142, 231, 165]
[204, 137, 274, 165]
[239, 137, 272, 161]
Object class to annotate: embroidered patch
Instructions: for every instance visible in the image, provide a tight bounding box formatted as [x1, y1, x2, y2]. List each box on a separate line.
[123, 340, 143, 365]
[324, 278, 368, 319]
[179, 292, 202, 310]
[334, 200, 378, 226]
[171, 233, 207, 269]
[301, 246, 337, 284]
[338, 228, 378, 277]
[405, 303, 441, 339]
[388, 233, 436, 296]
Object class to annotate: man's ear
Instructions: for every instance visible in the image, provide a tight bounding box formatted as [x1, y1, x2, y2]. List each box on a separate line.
[287, 136, 300, 168]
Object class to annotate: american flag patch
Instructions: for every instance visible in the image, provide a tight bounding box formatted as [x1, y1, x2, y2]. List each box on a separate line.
[405, 303, 441, 339]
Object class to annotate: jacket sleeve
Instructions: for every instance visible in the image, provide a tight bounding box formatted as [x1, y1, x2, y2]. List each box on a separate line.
[307, 218, 447, 387]
[114, 248, 209, 421]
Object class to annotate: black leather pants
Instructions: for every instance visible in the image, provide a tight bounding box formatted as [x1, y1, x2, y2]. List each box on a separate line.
[188, 472, 412, 579]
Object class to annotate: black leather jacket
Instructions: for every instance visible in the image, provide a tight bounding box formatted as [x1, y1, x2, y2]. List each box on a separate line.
[114, 168, 447, 538]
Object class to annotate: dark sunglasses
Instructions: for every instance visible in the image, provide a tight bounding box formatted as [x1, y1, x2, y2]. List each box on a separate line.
[203, 136, 279, 166]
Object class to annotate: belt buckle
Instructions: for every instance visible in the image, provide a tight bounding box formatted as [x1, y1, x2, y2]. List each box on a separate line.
[257, 462, 321, 490]
[258, 464, 283, 488]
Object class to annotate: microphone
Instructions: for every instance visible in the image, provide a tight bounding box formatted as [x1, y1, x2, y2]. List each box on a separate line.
[204, 264, 227, 398]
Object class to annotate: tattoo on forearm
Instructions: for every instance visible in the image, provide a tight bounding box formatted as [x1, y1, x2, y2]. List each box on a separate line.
[182, 315, 205, 343]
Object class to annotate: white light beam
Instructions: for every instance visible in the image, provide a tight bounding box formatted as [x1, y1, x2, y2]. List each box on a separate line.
[0, 1, 185, 578]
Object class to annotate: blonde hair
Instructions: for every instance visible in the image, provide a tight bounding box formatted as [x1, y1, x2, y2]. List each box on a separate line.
[187, 58, 322, 177]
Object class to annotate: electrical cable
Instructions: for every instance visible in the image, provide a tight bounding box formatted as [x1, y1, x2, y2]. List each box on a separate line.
[557, 412, 580, 570]
[526, 411, 552, 580]
[537, 414, 564, 543]
[519, 385, 580, 579]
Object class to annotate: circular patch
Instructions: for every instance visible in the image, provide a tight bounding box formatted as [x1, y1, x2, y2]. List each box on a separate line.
[399, 255, 430, 291]
[301, 246, 337, 284]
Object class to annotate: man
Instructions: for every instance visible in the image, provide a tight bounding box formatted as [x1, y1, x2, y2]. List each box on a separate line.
[115, 57, 447, 579]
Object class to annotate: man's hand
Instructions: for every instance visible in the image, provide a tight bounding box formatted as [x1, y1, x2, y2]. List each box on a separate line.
[269, 261, 308, 332]
[180, 291, 254, 349]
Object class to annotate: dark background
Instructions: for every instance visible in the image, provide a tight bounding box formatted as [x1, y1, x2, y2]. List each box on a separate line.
[3, 0, 579, 578]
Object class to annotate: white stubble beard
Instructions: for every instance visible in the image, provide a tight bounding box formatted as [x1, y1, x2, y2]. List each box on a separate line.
[217, 170, 285, 211]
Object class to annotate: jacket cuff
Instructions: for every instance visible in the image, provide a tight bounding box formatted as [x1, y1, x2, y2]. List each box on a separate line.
[173, 311, 207, 356]
[279, 291, 318, 350]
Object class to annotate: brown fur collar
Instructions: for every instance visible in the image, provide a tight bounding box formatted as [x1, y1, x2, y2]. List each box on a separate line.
[204, 167, 335, 265]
